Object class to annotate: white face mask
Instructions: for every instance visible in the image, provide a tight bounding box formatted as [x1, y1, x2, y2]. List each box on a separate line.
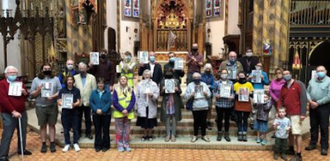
[67, 64, 74, 70]
[246, 52, 253, 57]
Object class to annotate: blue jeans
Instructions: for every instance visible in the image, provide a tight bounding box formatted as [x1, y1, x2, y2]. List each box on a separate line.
[61, 108, 80, 144]
[236, 111, 250, 133]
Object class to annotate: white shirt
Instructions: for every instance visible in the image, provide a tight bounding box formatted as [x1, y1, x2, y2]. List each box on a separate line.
[149, 63, 155, 77]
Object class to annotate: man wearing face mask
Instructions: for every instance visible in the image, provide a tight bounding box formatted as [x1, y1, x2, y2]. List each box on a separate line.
[117, 51, 136, 88]
[277, 69, 307, 161]
[0, 66, 32, 161]
[186, 43, 204, 85]
[58, 59, 79, 88]
[138, 51, 163, 85]
[164, 52, 185, 84]
[305, 66, 330, 156]
[219, 51, 244, 83]
[238, 48, 259, 76]
[88, 49, 116, 91]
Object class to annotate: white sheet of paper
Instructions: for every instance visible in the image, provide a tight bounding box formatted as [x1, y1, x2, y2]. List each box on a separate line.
[253, 89, 264, 104]
[62, 94, 73, 109]
[41, 82, 53, 98]
[174, 58, 184, 70]
[238, 87, 249, 102]
[194, 85, 204, 99]
[8, 82, 22, 96]
[116, 65, 121, 73]
[220, 83, 231, 98]
[165, 79, 175, 94]
[139, 51, 149, 64]
[90, 52, 99, 65]
[251, 70, 262, 83]
[311, 70, 317, 79]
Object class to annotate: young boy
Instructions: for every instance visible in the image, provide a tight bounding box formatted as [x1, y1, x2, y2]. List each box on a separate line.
[254, 94, 272, 145]
[273, 107, 291, 160]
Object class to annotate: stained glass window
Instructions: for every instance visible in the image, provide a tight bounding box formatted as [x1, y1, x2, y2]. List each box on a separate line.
[124, 0, 140, 18]
[205, 0, 222, 18]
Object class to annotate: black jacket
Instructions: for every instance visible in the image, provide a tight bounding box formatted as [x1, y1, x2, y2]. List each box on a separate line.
[237, 56, 259, 75]
[138, 63, 163, 85]
[163, 62, 185, 84]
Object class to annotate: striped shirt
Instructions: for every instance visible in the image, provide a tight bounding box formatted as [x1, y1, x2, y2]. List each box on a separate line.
[213, 80, 235, 108]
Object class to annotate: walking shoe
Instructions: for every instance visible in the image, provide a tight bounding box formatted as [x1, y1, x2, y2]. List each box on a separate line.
[62, 144, 70, 152]
[141, 136, 147, 141]
[191, 136, 198, 143]
[286, 147, 295, 155]
[281, 154, 287, 161]
[321, 149, 328, 156]
[201, 136, 210, 142]
[50, 142, 56, 153]
[289, 155, 302, 161]
[224, 132, 231, 142]
[171, 135, 176, 142]
[40, 143, 47, 153]
[118, 147, 125, 152]
[73, 144, 80, 152]
[86, 134, 93, 140]
[256, 137, 261, 143]
[242, 133, 247, 142]
[304, 144, 316, 151]
[18, 149, 32, 155]
[273, 153, 278, 160]
[126, 147, 132, 152]
[237, 134, 243, 141]
[261, 140, 267, 146]
[165, 135, 171, 142]
[217, 132, 222, 141]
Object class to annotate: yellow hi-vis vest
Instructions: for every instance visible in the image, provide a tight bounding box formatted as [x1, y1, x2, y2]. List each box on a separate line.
[119, 62, 134, 88]
[113, 87, 135, 119]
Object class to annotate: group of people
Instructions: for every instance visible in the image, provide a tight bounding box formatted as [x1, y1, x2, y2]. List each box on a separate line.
[0, 45, 329, 161]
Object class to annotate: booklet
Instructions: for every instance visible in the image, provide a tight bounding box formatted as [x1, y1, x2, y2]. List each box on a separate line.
[219, 83, 231, 98]
[194, 85, 204, 99]
[251, 70, 262, 83]
[174, 57, 184, 70]
[138, 51, 149, 64]
[165, 79, 175, 94]
[62, 94, 73, 109]
[41, 82, 53, 98]
[238, 87, 249, 102]
[8, 81, 22, 96]
[90, 52, 99, 65]
[253, 89, 264, 104]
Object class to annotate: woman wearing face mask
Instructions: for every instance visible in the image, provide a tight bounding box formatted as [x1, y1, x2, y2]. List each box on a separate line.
[160, 69, 183, 142]
[185, 72, 211, 143]
[201, 63, 215, 130]
[213, 69, 234, 142]
[163, 52, 185, 84]
[136, 70, 159, 141]
[233, 71, 254, 142]
[118, 51, 136, 88]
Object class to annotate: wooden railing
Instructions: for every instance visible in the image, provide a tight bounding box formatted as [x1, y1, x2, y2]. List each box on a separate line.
[290, 0, 330, 26]
[156, 29, 188, 51]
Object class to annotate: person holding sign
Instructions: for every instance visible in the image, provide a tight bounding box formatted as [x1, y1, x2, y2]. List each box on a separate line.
[113, 75, 136, 152]
[213, 69, 234, 142]
[117, 51, 136, 88]
[185, 72, 211, 143]
[136, 70, 159, 141]
[160, 69, 183, 142]
[57, 76, 81, 152]
[164, 52, 185, 84]
[233, 71, 254, 142]
[0, 66, 32, 161]
[138, 51, 163, 85]
[90, 78, 112, 152]
[30, 63, 62, 153]
[253, 94, 272, 145]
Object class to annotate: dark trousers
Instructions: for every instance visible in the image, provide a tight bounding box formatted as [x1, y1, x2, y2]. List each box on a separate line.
[309, 103, 330, 149]
[61, 109, 80, 144]
[93, 114, 111, 149]
[0, 111, 27, 158]
[236, 111, 250, 133]
[274, 138, 288, 155]
[192, 110, 208, 136]
[78, 105, 92, 135]
[216, 107, 231, 132]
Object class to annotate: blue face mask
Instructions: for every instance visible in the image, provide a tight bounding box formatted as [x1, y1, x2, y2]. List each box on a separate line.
[283, 74, 292, 81]
[169, 57, 175, 63]
[150, 56, 155, 63]
[126, 56, 131, 62]
[229, 58, 236, 63]
[7, 75, 17, 82]
[317, 72, 326, 79]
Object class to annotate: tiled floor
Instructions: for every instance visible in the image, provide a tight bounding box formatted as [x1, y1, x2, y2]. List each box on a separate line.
[2, 129, 329, 161]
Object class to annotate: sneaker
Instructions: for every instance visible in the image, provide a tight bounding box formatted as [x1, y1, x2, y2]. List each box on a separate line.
[305, 144, 316, 151]
[256, 137, 261, 143]
[50, 142, 56, 153]
[237, 134, 243, 141]
[118, 147, 125, 152]
[148, 136, 154, 141]
[191, 136, 198, 143]
[217, 132, 222, 141]
[171, 135, 176, 142]
[141, 136, 147, 141]
[40, 143, 47, 153]
[126, 147, 132, 152]
[62, 144, 70, 152]
[224, 132, 231, 142]
[165, 135, 171, 142]
[86, 134, 93, 140]
[201, 136, 210, 142]
[321, 149, 328, 156]
[73, 144, 80, 152]
[261, 140, 267, 145]
[242, 134, 247, 142]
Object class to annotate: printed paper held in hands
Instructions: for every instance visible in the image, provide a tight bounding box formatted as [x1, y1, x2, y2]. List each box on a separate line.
[251, 70, 262, 83]
[227, 66, 236, 80]
[41, 82, 53, 98]
[174, 58, 184, 70]
[194, 85, 204, 99]
[90, 52, 99, 65]
[165, 79, 175, 94]
[138, 51, 149, 64]
[8, 82, 22, 96]
[253, 89, 264, 104]
[238, 87, 249, 102]
[219, 83, 231, 98]
[62, 94, 73, 109]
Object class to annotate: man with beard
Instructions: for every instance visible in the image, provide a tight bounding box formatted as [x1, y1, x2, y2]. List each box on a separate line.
[186, 43, 204, 85]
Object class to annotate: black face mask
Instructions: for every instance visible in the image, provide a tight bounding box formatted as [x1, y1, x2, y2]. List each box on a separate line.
[192, 49, 198, 53]
[165, 74, 173, 79]
[100, 54, 106, 59]
[43, 71, 51, 76]
[238, 78, 246, 84]
[205, 71, 211, 75]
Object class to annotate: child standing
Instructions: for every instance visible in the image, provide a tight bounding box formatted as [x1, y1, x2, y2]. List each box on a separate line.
[254, 94, 272, 145]
[273, 107, 291, 160]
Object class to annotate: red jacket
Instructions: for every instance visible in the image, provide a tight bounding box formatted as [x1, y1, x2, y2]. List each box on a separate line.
[277, 80, 307, 116]
[0, 79, 28, 114]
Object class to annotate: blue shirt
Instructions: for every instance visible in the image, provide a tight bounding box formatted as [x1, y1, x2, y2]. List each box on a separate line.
[58, 70, 78, 88]
[58, 86, 81, 104]
[250, 71, 270, 89]
[201, 73, 215, 91]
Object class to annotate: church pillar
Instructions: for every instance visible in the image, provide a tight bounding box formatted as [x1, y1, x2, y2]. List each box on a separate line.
[65, 0, 73, 58]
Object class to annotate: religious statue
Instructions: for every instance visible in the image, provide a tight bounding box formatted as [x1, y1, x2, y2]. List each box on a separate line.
[57, 7, 66, 38]
[165, 9, 180, 29]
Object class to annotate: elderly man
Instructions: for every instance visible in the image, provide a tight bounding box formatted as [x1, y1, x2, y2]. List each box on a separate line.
[58, 59, 79, 88]
[74, 62, 97, 140]
[186, 43, 204, 85]
[0, 66, 31, 161]
[238, 48, 259, 75]
[219, 51, 244, 83]
[138, 51, 163, 85]
[305, 66, 330, 156]
[277, 69, 307, 161]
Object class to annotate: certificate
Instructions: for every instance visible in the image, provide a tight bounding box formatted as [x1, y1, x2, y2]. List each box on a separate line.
[174, 58, 184, 70]
[165, 79, 175, 94]
[90, 52, 99, 65]
[219, 83, 231, 98]
[253, 89, 264, 104]
[238, 87, 249, 102]
[8, 82, 22, 96]
[138, 51, 149, 64]
[62, 94, 73, 109]
[41, 82, 53, 98]
[251, 70, 262, 83]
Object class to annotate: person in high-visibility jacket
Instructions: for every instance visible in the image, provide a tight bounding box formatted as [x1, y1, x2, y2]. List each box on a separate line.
[117, 51, 136, 88]
[112, 75, 136, 152]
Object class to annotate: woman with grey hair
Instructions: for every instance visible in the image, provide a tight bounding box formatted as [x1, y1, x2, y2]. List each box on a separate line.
[136, 70, 159, 141]
[201, 63, 215, 130]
